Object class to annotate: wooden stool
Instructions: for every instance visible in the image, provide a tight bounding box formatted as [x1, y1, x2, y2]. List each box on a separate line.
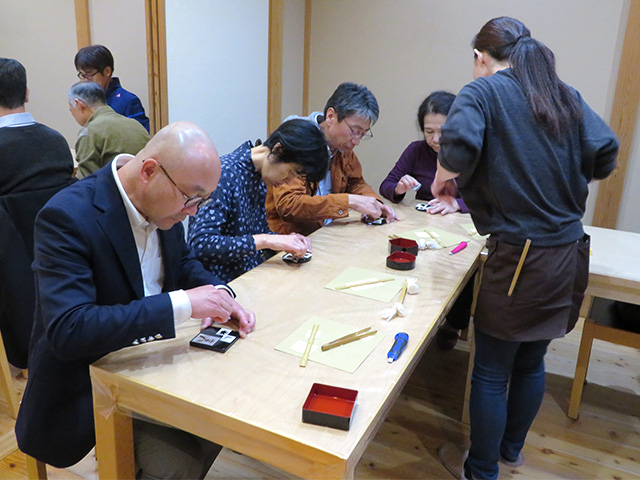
[568, 297, 640, 419]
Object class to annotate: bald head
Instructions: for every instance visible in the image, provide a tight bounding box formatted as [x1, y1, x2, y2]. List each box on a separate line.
[119, 121, 221, 229]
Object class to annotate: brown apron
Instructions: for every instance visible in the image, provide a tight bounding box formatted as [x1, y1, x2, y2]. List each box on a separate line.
[474, 234, 590, 342]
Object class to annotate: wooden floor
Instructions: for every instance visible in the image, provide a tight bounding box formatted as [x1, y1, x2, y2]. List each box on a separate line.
[0, 317, 638, 479]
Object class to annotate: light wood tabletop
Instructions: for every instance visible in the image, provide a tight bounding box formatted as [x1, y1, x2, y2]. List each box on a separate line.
[90, 202, 485, 479]
[583, 225, 640, 303]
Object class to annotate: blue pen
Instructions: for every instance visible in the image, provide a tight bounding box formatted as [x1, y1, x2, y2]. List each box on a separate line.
[387, 332, 409, 363]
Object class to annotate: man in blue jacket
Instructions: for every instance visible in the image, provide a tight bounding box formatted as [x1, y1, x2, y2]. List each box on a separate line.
[75, 44, 150, 131]
[16, 121, 255, 479]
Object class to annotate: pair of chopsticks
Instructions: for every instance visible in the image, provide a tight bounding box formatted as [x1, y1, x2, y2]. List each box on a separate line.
[320, 327, 377, 351]
[299, 324, 378, 367]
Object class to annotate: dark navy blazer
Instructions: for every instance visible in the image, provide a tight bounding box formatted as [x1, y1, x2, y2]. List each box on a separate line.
[15, 163, 225, 467]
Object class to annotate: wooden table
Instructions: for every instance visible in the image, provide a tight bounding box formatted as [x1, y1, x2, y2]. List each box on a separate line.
[582, 226, 640, 304]
[567, 225, 640, 419]
[90, 202, 485, 479]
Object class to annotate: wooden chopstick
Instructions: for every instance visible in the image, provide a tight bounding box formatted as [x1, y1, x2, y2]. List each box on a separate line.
[321, 327, 376, 351]
[425, 230, 445, 248]
[321, 327, 371, 349]
[299, 324, 319, 367]
[399, 279, 408, 304]
[508, 239, 531, 297]
[335, 278, 395, 290]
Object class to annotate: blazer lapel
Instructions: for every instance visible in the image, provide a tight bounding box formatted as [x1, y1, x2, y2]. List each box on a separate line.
[93, 166, 145, 299]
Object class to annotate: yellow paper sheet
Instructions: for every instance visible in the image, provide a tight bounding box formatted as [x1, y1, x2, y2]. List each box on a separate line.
[397, 226, 469, 248]
[274, 316, 386, 373]
[325, 266, 404, 302]
[460, 222, 488, 239]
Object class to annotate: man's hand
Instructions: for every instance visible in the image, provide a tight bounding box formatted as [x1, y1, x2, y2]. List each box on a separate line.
[186, 285, 257, 338]
[186, 285, 234, 322]
[228, 302, 256, 338]
[201, 302, 256, 338]
[380, 204, 399, 222]
[254, 233, 311, 257]
[348, 194, 383, 218]
[394, 174, 420, 195]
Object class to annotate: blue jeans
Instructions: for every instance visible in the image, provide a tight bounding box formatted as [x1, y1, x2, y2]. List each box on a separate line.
[465, 329, 550, 480]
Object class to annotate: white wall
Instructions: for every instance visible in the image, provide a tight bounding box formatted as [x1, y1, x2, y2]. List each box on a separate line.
[0, 0, 150, 147]
[0, 0, 78, 146]
[307, 0, 634, 228]
[2, 1, 637, 232]
[89, 0, 149, 121]
[165, 0, 269, 156]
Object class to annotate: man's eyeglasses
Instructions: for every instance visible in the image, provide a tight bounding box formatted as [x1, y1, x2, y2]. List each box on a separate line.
[76, 70, 101, 80]
[344, 119, 373, 140]
[157, 163, 212, 209]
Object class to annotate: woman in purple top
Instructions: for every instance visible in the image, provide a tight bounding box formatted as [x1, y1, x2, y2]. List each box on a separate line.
[379, 91, 468, 214]
[380, 91, 473, 350]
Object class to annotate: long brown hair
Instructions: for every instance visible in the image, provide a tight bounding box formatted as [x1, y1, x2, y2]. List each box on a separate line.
[473, 17, 581, 137]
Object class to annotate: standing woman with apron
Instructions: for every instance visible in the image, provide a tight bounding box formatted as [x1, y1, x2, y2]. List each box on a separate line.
[434, 16, 619, 480]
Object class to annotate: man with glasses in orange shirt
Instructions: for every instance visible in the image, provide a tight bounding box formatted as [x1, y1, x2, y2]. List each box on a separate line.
[266, 82, 398, 236]
[75, 44, 150, 132]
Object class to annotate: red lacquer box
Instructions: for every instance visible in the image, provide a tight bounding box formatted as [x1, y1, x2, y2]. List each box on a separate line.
[302, 383, 358, 431]
[386, 251, 416, 270]
[389, 237, 419, 256]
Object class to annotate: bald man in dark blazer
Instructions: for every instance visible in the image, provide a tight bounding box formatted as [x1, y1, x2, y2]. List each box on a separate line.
[16, 122, 255, 479]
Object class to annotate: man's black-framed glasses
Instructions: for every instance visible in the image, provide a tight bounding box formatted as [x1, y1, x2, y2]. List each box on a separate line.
[344, 119, 373, 140]
[76, 70, 101, 80]
[157, 163, 212, 209]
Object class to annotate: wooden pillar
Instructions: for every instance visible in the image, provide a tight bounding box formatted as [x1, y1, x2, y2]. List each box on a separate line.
[74, 0, 91, 49]
[592, 2, 640, 228]
[145, 0, 169, 135]
[268, 0, 284, 134]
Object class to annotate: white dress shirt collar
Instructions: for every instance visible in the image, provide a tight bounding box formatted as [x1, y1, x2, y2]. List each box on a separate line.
[0, 112, 36, 129]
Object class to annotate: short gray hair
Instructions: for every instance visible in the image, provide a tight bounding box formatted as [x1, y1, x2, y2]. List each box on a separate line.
[68, 81, 106, 109]
[323, 82, 379, 125]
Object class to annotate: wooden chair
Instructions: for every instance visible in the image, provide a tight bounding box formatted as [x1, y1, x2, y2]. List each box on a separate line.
[26, 454, 47, 480]
[0, 334, 47, 480]
[568, 296, 640, 419]
[0, 330, 19, 419]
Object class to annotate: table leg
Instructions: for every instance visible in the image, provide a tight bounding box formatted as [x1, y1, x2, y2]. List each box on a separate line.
[93, 387, 135, 479]
[462, 333, 475, 425]
[568, 319, 596, 420]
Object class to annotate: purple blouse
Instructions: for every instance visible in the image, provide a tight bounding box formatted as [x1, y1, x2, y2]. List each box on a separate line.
[379, 140, 468, 212]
